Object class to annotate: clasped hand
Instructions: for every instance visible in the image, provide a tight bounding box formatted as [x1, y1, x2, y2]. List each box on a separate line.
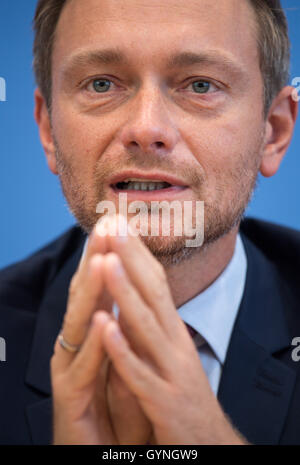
[51, 215, 244, 445]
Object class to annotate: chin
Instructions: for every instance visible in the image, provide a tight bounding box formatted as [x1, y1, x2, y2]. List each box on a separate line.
[139, 235, 202, 266]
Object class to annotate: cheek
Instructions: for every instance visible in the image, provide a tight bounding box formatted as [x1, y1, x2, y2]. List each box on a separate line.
[187, 111, 263, 173]
[51, 103, 115, 171]
[185, 113, 263, 203]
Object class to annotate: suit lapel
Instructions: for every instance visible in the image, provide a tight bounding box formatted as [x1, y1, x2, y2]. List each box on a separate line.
[25, 234, 85, 444]
[23, 224, 297, 445]
[26, 398, 54, 445]
[217, 234, 296, 445]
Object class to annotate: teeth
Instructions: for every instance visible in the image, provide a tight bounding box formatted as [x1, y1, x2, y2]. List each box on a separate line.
[124, 178, 164, 183]
[125, 181, 168, 191]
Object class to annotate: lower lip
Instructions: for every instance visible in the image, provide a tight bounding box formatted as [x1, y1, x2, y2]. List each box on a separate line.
[110, 185, 189, 200]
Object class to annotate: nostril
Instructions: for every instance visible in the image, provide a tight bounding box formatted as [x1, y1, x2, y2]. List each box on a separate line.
[128, 140, 164, 150]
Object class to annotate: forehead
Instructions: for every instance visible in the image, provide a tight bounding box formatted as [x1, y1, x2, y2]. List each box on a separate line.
[53, 0, 259, 74]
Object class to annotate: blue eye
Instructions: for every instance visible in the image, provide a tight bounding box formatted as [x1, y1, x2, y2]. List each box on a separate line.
[191, 81, 211, 94]
[92, 79, 111, 93]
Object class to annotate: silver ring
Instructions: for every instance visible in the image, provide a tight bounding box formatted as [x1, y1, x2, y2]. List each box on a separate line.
[58, 333, 81, 353]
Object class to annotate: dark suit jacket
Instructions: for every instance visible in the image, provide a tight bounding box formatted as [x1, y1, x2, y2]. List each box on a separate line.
[1, 217, 300, 445]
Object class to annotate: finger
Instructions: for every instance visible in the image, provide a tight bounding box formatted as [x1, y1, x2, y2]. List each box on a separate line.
[103, 252, 175, 378]
[68, 311, 112, 389]
[105, 215, 183, 340]
[57, 253, 106, 368]
[107, 365, 152, 445]
[51, 312, 114, 441]
[77, 222, 108, 276]
[103, 320, 167, 410]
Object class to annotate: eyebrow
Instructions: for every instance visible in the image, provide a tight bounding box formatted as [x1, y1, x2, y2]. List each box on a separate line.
[167, 50, 245, 78]
[62, 47, 246, 80]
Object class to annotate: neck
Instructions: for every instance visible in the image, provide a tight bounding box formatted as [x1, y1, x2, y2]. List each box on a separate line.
[163, 225, 240, 308]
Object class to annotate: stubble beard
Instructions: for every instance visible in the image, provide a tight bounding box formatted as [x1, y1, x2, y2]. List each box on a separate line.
[53, 133, 264, 267]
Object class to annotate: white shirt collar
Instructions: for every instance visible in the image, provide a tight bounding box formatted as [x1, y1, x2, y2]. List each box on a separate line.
[82, 233, 247, 366]
[178, 233, 247, 364]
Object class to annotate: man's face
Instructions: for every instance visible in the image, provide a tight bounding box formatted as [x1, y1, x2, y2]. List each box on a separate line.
[49, 0, 265, 264]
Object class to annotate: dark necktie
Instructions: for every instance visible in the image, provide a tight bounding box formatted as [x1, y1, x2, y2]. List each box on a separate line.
[185, 322, 197, 338]
[185, 323, 206, 349]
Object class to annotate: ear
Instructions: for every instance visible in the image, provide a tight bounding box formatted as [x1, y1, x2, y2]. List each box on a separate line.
[260, 86, 298, 178]
[34, 88, 58, 175]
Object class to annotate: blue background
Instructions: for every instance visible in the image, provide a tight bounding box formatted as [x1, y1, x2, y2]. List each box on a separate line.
[0, 0, 299, 269]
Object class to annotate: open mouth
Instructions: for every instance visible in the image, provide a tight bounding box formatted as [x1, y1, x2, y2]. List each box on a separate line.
[113, 179, 172, 192]
[109, 172, 189, 198]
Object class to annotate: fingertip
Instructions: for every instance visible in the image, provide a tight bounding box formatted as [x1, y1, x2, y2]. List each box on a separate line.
[95, 215, 111, 238]
[88, 253, 104, 276]
[92, 310, 111, 328]
[105, 320, 125, 346]
[86, 223, 108, 256]
[105, 251, 119, 264]
[105, 252, 123, 269]
[89, 252, 104, 266]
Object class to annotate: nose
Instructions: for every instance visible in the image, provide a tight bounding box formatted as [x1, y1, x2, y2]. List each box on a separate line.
[119, 84, 179, 156]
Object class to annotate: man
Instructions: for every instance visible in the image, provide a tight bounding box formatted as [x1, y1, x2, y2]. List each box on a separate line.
[0, 0, 299, 445]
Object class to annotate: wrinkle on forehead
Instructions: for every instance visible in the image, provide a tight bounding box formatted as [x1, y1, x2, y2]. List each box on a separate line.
[55, 0, 256, 36]
[62, 0, 252, 22]
[62, 0, 215, 24]
[52, 0, 260, 87]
